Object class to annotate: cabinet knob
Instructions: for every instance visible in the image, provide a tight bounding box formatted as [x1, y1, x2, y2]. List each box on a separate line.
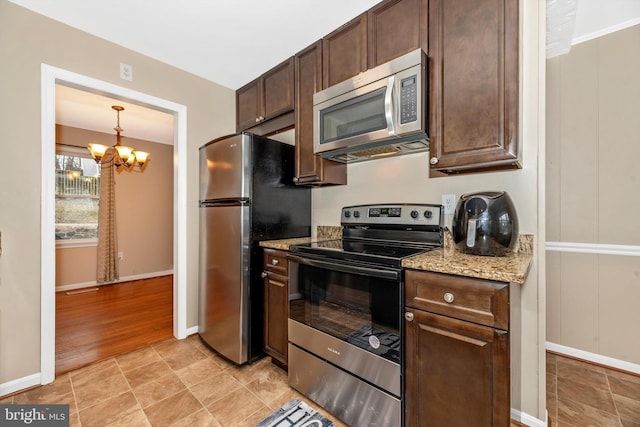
[430, 157, 439, 165]
[404, 312, 414, 322]
[444, 292, 455, 303]
[255, 117, 260, 123]
[261, 272, 267, 278]
[293, 177, 299, 183]
[271, 259, 279, 266]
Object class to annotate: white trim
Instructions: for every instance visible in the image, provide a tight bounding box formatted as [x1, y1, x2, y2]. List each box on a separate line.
[572, 17, 640, 46]
[185, 325, 199, 337]
[511, 409, 547, 427]
[41, 66, 57, 385]
[545, 241, 640, 256]
[40, 64, 189, 386]
[174, 99, 188, 340]
[55, 238, 98, 249]
[546, 342, 640, 375]
[0, 374, 42, 398]
[55, 270, 173, 292]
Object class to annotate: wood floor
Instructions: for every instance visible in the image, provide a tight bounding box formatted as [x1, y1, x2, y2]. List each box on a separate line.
[55, 275, 173, 375]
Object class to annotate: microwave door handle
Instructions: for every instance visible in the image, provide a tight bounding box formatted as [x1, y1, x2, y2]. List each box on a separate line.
[384, 75, 396, 136]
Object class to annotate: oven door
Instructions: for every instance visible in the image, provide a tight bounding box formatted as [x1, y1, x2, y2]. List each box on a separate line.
[288, 254, 402, 396]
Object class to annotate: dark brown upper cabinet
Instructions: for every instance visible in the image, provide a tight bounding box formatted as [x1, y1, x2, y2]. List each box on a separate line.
[294, 41, 347, 186]
[236, 57, 295, 132]
[428, 0, 520, 175]
[367, 0, 429, 68]
[322, 13, 368, 89]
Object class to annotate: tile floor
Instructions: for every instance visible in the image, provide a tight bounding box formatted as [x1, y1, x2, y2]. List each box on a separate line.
[547, 352, 640, 427]
[1, 335, 347, 427]
[4, 337, 640, 426]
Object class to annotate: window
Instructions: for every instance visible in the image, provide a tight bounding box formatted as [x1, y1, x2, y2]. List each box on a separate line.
[55, 144, 100, 246]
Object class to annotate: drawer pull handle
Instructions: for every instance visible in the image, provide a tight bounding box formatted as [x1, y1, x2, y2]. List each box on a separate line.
[271, 259, 279, 266]
[404, 312, 414, 322]
[261, 272, 267, 278]
[444, 292, 455, 303]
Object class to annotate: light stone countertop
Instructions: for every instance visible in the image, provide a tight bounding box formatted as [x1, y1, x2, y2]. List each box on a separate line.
[259, 226, 342, 251]
[402, 234, 534, 284]
[260, 227, 534, 285]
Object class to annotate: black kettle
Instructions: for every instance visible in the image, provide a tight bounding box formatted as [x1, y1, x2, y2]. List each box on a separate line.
[452, 191, 519, 257]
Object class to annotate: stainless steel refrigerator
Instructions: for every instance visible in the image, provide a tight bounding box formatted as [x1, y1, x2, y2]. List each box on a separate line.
[198, 132, 310, 365]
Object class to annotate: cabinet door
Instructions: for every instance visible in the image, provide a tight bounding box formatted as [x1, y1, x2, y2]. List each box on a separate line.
[294, 41, 347, 186]
[236, 79, 262, 131]
[263, 271, 288, 365]
[428, 0, 520, 174]
[263, 57, 295, 121]
[404, 308, 509, 427]
[322, 13, 368, 88]
[367, 0, 428, 68]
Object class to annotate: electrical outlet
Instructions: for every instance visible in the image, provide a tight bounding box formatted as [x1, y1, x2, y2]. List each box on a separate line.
[119, 63, 133, 81]
[117, 252, 124, 260]
[442, 194, 457, 215]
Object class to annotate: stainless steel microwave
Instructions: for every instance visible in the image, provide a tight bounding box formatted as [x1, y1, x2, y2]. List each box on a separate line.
[313, 48, 428, 163]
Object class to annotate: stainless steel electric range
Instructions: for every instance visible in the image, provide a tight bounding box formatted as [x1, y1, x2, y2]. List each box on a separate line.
[287, 203, 444, 427]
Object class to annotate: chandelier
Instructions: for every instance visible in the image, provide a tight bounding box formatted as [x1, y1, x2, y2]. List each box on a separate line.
[87, 105, 150, 171]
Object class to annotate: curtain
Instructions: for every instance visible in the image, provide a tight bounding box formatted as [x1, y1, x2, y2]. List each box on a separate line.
[96, 147, 118, 283]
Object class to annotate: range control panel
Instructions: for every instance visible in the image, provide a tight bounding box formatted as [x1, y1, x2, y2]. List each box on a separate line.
[341, 204, 443, 226]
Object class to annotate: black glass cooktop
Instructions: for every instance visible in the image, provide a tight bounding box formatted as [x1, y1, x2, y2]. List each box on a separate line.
[290, 238, 437, 268]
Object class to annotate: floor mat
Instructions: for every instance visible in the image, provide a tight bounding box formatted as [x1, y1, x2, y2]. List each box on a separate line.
[254, 399, 337, 427]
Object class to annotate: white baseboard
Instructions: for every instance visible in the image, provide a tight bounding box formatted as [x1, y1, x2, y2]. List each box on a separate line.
[546, 342, 640, 374]
[511, 409, 547, 427]
[0, 373, 41, 398]
[56, 270, 173, 292]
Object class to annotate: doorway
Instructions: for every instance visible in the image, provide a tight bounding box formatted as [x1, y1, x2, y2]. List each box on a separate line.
[41, 64, 189, 384]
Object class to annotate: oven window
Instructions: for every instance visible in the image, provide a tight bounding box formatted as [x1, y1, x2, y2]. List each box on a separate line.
[320, 87, 387, 145]
[290, 263, 400, 363]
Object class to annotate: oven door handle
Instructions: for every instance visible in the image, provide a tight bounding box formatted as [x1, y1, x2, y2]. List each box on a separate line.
[288, 255, 400, 281]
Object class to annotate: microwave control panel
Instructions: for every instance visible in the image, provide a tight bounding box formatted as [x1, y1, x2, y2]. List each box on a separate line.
[400, 75, 418, 124]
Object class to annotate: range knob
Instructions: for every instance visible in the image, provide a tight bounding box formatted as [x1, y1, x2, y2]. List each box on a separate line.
[353, 211, 360, 218]
[410, 210, 419, 219]
[344, 210, 351, 218]
[424, 210, 433, 219]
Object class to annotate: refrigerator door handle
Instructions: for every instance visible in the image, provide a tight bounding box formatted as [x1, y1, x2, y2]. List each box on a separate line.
[200, 198, 250, 207]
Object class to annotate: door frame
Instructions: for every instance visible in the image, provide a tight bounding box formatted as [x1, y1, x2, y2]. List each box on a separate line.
[40, 64, 188, 384]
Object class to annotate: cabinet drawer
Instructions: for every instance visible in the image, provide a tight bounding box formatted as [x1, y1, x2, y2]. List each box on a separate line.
[263, 249, 288, 275]
[405, 270, 508, 330]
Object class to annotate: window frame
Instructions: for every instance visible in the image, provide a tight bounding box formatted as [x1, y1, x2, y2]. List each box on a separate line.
[55, 143, 100, 248]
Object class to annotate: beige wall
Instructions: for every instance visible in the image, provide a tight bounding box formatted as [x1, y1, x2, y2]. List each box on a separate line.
[312, 0, 545, 419]
[546, 25, 640, 364]
[0, 0, 235, 384]
[55, 126, 174, 287]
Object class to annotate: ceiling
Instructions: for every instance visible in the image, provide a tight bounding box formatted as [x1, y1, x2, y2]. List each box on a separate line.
[8, 0, 640, 145]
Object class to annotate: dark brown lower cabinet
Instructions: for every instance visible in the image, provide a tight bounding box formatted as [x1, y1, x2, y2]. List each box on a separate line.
[262, 249, 289, 366]
[404, 308, 509, 426]
[404, 270, 510, 426]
